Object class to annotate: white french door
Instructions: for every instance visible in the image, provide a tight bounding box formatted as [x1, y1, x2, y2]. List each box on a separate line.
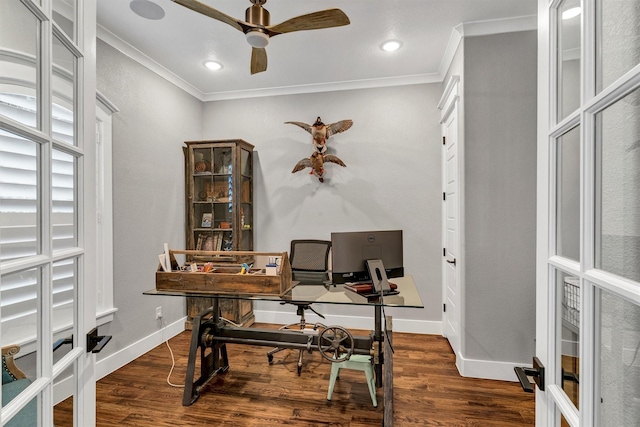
[0, 0, 97, 425]
[537, 0, 640, 426]
[440, 76, 462, 368]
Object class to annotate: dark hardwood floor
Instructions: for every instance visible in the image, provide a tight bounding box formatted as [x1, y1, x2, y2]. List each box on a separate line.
[54, 324, 534, 426]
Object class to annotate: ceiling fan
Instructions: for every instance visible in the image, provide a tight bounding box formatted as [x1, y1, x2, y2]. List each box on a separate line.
[172, 0, 350, 74]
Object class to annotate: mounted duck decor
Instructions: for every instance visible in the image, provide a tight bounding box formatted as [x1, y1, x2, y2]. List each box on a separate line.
[288, 117, 352, 183]
[285, 117, 353, 154]
[292, 152, 346, 183]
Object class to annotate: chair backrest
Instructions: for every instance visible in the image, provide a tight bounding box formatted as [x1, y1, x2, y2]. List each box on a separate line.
[290, 240, 331, 272]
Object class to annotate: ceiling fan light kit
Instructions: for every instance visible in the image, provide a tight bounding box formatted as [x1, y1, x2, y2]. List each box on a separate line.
[172, 0, 350, 74]
[246, 31, 269, 48]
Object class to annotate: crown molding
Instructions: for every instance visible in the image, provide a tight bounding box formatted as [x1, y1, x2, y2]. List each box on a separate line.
[97, 14, 537, 102]
[459, 14, 537, 38]
[438, 25, 464, 80]
[437, 75, 460, 111]
[97, 24, 205, 100]
[438, 14, 537, 80]
[201, 73, 442, 101]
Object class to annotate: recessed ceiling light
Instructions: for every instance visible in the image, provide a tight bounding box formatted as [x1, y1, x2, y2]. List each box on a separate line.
[203, 60, 223, 71]
[130, 0, 165, 20]
[381, 40, 402, 52]
[562, 7, 581, 20]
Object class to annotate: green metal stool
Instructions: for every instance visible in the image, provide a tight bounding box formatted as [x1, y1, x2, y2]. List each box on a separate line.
[326, 354, 377, 407]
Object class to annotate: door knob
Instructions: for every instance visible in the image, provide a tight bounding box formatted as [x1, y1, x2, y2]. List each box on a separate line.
[446, 259, 456, 266]
[86, 327, 112, 353]
[514, 357, 545, 392]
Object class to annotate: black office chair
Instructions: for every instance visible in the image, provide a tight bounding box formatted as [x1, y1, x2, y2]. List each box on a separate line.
[267, 239, 331, 375]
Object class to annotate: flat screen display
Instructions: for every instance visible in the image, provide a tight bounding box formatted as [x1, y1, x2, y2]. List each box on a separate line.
[331, 230, 403, 284]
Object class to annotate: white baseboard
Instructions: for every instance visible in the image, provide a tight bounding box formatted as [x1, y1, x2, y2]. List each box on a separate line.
[457, 354, 522, 382]
[254, 309, 442, 335]
[54, 317, 186, 405]
[96, 317, 186, 381]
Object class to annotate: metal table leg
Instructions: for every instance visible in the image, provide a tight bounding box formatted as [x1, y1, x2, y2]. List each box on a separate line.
[374, 304, 383, 388]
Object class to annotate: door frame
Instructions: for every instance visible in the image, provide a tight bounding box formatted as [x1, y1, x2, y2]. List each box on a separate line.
[0, 1, 97, 425]
[439, 75, 462, 368]
[536, 0, 640, 425]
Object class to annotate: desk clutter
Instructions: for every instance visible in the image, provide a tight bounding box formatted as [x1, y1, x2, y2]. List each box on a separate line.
[156, 249, 292, 297]
[343, 282, 398, 294]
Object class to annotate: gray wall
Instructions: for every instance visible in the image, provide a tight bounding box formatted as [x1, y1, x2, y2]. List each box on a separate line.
[95, 40, 203, 359]
[201, 85, 444, 323]
[463, 31, 537, 363]
[93, 29, 538, 369]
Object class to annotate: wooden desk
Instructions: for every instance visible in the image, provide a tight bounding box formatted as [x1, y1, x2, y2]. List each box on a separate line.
[145, 275, 423, 426]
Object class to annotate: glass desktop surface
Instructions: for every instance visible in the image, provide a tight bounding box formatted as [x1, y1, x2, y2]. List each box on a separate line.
[144, 274, 424, 308]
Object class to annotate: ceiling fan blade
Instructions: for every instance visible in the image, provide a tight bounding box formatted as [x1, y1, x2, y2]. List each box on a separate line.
[172, 0, 246, 32]
[268, 9, 350, 35]
[250, 47, 268, 74]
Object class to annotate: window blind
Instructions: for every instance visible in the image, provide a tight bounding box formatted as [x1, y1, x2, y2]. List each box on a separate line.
[1, 93, 76, 343]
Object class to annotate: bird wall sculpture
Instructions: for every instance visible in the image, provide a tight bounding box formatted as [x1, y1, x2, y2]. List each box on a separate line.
[285, 117, 353, 154]
[292, 151, 346, 183]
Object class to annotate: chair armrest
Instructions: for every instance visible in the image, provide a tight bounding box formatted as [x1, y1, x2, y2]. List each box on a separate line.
[2, 344, 27, 382]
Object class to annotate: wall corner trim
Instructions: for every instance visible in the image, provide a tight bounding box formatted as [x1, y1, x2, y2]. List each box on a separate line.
[438, 15, 537, 80]
[438, 75, 461, 110]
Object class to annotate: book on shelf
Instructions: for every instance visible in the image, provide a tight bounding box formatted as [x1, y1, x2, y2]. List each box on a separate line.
[201, 213, 212, 227]
[193, 232, 226, 253]
[202, 236, 213, 251]
[215, 231, 223, 251]
[212, 232, 219, 252]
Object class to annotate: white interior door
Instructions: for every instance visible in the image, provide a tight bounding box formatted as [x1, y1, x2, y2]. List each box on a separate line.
[536, 0, 640, 426]
[0, 0, 97, 425]
[439, 76, 462, 367]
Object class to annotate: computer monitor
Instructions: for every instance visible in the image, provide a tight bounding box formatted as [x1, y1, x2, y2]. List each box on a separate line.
[331, 230, 404, 284]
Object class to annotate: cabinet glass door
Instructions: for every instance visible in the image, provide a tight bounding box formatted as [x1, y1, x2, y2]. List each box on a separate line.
[239, 147, 253, 251]
[192, 146, 234, 259]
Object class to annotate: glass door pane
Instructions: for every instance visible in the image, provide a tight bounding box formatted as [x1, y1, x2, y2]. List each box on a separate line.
[597, 0, 640, 92]
[558, 0, 582, 121]
[0, 0, 40, 130]
[557, 269, 581, 409]
[53, 0, 76, 42]
[1, 267, 41, 414]
[52, 258, 76, 335]
[556, 125, 581, 260]
[0, 131, 40, 261]
[595, 87, 640, 282]
[598, 288, 640, 425]
[240, 147, 252, 251]
[52, 34, 76, 146]
[52, 257, 76, 424]
[52, 148, 77, 251]
[212, 147, 233, 255]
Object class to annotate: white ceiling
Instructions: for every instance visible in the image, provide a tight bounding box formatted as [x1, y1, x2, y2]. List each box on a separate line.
[96, 0, 537, 100]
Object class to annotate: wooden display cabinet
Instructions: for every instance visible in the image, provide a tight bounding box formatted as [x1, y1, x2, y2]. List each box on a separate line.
[183, 140, 255, 328]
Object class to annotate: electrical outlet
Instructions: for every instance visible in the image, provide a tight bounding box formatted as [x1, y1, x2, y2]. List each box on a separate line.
[156, 306, 163, 319]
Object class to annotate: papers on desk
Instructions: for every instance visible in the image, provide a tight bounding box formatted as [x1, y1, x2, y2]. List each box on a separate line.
[343, 286, 404, 305]
[343, 282, 398, 295]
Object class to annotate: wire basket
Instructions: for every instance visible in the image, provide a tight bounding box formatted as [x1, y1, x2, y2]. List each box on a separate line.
[562, 276, 580, 331]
